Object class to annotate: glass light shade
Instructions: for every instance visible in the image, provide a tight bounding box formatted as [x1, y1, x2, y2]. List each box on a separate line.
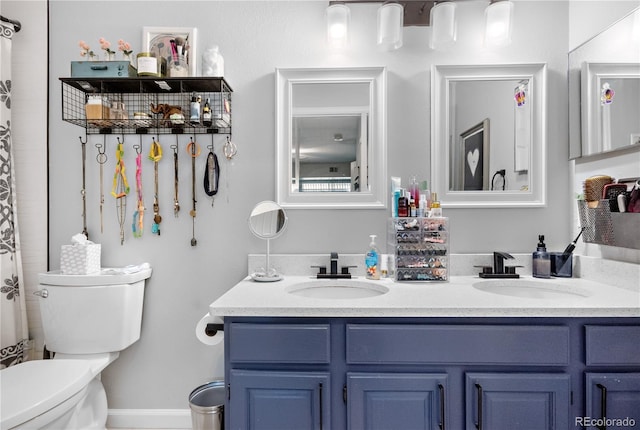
[377, 3, 404, 51]
[430, 2, 457, 50]
[326, 4, 350, 48]
[484, 0, 513, 47]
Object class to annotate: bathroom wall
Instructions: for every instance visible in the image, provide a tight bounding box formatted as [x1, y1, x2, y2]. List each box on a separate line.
[4, 0, 636, 424]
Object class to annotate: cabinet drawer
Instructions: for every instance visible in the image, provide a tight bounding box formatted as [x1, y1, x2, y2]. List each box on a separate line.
[347, 324, 569, 365]
[229, 323, 330, 364]
[585, 325, 640, 366]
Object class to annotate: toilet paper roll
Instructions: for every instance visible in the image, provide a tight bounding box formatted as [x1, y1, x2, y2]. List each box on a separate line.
[196, 313, 224, 346]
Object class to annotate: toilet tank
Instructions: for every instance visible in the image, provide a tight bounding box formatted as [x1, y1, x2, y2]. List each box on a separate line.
[37, 267, 152, 354]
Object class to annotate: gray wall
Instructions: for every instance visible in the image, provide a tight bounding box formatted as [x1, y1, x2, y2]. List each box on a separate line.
[32, 0, 635, 412]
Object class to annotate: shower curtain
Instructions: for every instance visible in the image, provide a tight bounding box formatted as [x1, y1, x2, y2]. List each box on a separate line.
[1, 20, 29, 368]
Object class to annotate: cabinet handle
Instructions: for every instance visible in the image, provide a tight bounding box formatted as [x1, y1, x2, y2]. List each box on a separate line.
[319, 382, 323, 430]
[475, 383, 483, 430]
[438, 383, 446, 430]
[596, 383, 608, 430]
[90, 65, 108, 71]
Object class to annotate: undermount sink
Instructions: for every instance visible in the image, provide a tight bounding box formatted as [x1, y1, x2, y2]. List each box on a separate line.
[286, 280, 389, 300]
[473, 280, 592, 300]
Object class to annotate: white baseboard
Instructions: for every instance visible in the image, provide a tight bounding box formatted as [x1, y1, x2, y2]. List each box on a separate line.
[107, 409, 192, 429]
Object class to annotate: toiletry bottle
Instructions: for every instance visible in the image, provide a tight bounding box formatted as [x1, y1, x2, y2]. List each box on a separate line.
[398, 191, 408, 217]
[532, 234, 551, 278]
[365, 235, 380, 280]
[409, 176, 420, 210]
[421, 180, 431, 209]
[190, 93, 201, 124]
[410, 198, 416, 217]
[202, 98, 213, 127]
[430, 192, 442, 217]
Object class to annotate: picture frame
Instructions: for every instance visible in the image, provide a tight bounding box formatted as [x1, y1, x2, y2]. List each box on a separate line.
[142, 26, 197, 77]
[460, 118, 490, 191]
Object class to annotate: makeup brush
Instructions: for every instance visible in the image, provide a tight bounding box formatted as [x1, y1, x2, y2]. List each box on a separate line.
[562, 227, 585, 255]
[583, 175, 613, 208]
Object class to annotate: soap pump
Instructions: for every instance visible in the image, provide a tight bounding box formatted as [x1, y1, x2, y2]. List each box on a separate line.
[532, 234, 551, 278]
[365, 235, 380, 280]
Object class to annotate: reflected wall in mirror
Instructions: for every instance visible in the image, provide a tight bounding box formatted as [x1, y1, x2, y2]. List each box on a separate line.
[431, 63, 547, 207]
[249, 201, 288, 282]
[569, 7, 640, 159]
[276, 67, 387, 209]
[581, 62, 640, 155]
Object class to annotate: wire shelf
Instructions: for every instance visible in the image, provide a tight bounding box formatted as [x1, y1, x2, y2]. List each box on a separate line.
[61, 77, 232, 135]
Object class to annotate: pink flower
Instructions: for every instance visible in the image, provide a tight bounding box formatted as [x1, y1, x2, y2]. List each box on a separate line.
[117, 39, 133, 55]
[99, 37, 115, 55]
[78, 40, 95, 59]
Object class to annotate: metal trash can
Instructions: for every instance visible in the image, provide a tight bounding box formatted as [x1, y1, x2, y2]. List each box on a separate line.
[189, 381, 225, 430]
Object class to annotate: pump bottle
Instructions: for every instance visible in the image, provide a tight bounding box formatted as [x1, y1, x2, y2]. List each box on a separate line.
[365, 235, 380, 280]
[532, 235, 551, 278]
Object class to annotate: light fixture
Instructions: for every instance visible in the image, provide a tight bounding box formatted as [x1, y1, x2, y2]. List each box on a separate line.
[326, 3, 350, 48]
[484, 0, 514, 47]
[429, 1, 457, 50]
[377, 2, 404, 51]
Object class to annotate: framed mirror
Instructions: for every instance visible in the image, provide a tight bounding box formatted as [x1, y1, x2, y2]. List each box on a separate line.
[431, 63, 547, 208]
[276, 67, 387, 209]
[569, 7, 640, 159]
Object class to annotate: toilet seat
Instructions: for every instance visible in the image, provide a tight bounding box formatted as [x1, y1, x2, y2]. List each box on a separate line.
[1, 359, 93, 429]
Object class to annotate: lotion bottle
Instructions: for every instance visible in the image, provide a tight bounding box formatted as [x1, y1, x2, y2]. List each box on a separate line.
[532, 235, 551, 278]
[365, 235, 380, 280]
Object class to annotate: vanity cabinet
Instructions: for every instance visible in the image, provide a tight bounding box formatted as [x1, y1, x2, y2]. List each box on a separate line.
[60, 77, 232, 135]
[224, 318, 640, 430]
[583, 326, 640, 428]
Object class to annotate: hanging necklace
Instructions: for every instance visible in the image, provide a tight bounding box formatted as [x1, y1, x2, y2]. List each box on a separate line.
[95, 138, 108, 234]
[149, 138, 162, 235]
[132, 142, 144, 238]
[80, 136, 88, 238]
[111, 137, 130, 245]
[187, 137, 201, 246]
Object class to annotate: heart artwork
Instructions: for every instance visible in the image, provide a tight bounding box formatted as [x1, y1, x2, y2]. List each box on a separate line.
[467, 148, 479, 177]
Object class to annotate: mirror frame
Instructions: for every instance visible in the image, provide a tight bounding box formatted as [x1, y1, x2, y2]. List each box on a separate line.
[276, 67, 387, 209]
[431, 63, 548, 208]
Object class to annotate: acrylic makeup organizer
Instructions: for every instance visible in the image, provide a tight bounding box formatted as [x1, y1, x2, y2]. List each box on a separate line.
[577, 200, 640, 250]
[388, 217, 449, 281]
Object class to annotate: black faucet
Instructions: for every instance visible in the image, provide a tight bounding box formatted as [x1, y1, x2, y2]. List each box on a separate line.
[313, 252, 353, 279]
[477, 251, 520, 278]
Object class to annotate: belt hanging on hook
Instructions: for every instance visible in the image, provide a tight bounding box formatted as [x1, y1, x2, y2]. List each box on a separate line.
[111, 136, 130, 245]
[148, 137, 162, 235]
[132, 138, 145, 238]
[79, 135, 89, 239]
[187, 137, 201, 246]
[95, 136, 108, 234]
[204, 135, 220, 204]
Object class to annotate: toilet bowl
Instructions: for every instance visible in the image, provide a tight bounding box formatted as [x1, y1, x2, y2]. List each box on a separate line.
[0, 266, 151, 430]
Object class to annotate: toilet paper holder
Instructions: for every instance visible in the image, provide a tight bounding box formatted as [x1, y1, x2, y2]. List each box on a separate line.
[205, 323, 224, 337]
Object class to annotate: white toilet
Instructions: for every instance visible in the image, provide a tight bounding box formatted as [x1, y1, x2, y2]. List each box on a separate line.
[0, 266, 152, 430]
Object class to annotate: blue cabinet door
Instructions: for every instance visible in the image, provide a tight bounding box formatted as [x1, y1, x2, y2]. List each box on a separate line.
[347, 372, 447, 430]
[466, 373, 570, 430]
[229, 370, 330, 430]
[585, 373, 640, 429]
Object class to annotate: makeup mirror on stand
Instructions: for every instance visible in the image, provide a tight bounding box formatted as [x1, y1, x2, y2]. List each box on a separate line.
[248, 201, 288, 282]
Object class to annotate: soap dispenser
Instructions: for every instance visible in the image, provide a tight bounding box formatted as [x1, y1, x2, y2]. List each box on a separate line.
[365, 235, 380, 280]
[532, 235, 551, 278]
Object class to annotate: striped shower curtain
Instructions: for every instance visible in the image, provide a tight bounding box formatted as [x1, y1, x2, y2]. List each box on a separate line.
[0, 20, 29, 368]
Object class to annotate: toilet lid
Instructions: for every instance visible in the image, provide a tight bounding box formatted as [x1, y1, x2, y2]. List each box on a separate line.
[0, 359, 93, 429]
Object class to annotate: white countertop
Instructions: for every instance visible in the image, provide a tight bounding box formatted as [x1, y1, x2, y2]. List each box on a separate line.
[209, 275, 640, 318]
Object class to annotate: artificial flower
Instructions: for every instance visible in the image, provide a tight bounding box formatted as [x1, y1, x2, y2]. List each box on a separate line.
[118, 39, 133, 56]
[78, 40, 96, 59]
[99, 37, 115, 55]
